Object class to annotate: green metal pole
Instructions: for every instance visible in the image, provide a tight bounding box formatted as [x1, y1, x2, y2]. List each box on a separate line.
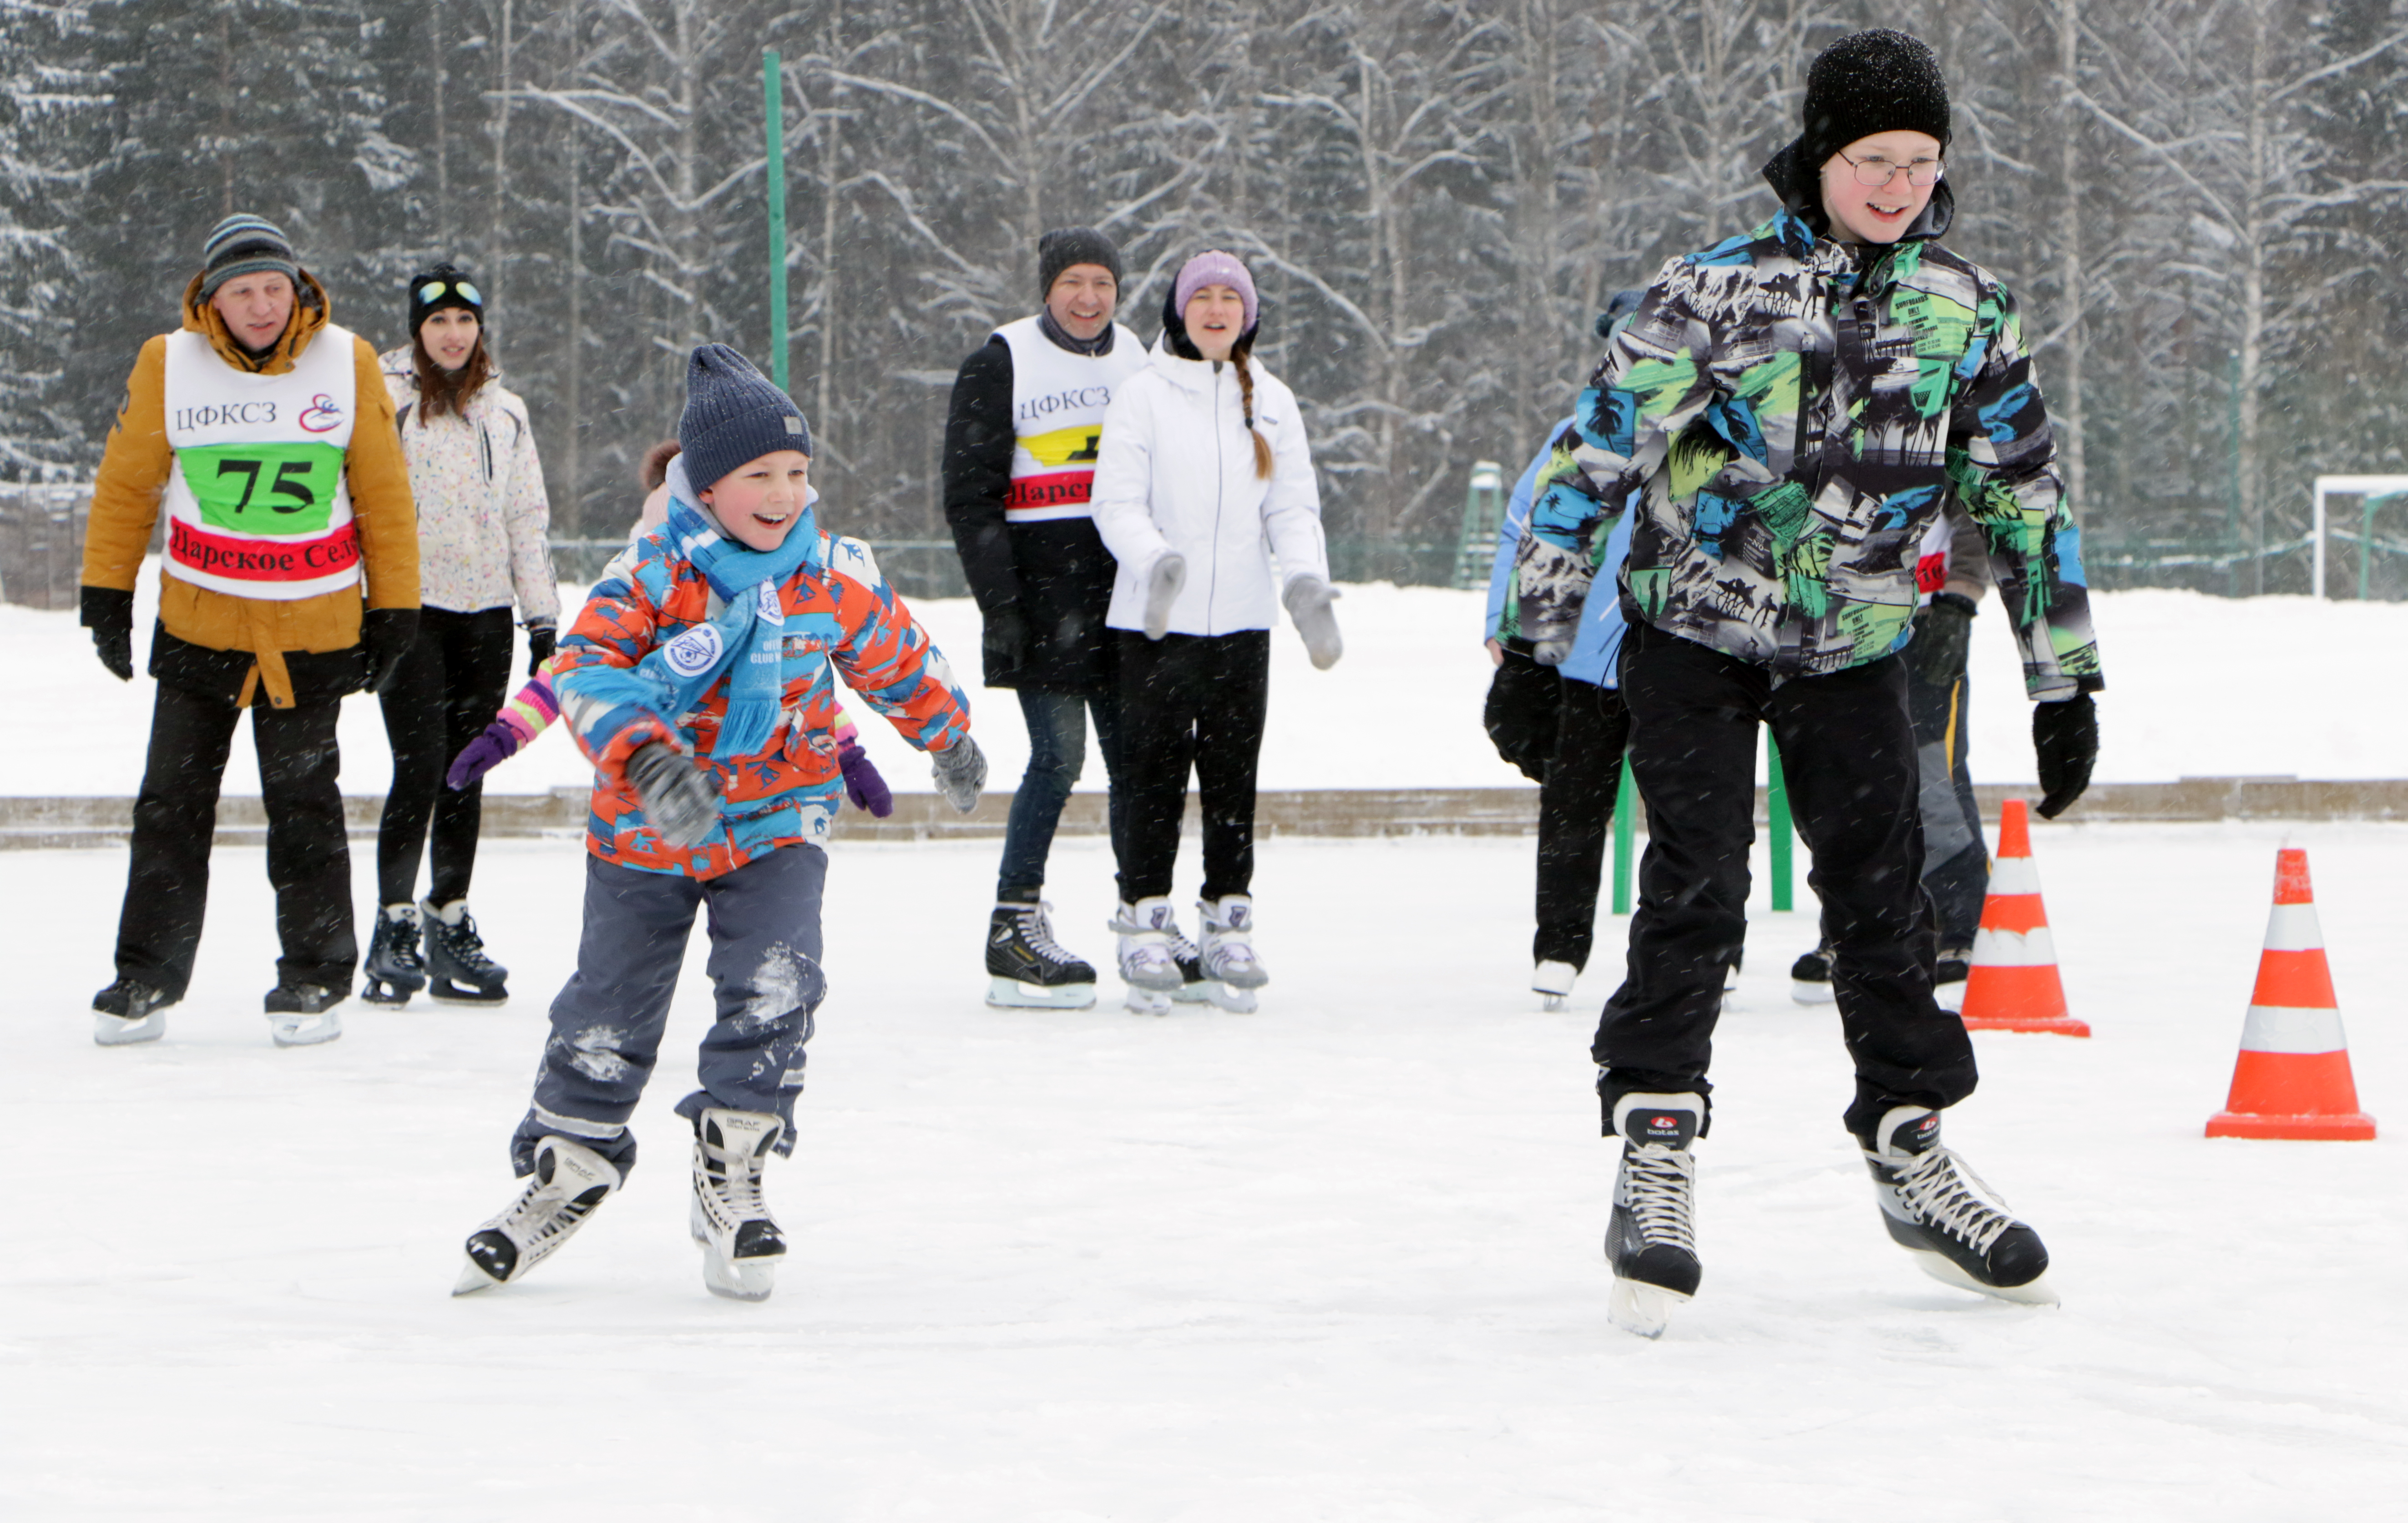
[1766, 730, 1794, 913]
[762, 50, 789, 393]
[1611, 755, 1636, 915]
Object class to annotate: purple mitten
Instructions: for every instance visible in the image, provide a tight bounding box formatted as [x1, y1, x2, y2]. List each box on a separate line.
[446, 724, 521, 790]
[839, 740, 893, 817]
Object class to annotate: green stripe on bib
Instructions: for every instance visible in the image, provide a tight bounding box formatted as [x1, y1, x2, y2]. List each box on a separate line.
[176, 441, 346, 535]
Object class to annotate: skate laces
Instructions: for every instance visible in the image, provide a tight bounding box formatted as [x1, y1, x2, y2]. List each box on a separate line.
[1890, 1146, 2015, 1254]
[1015, 903, 1078, 964]
[1622, 1145, 1699, 1254]
[702, 1150, 767, 1222]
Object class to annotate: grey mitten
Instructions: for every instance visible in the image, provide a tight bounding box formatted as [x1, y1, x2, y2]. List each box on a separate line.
[625, 741, 723, 849]
[930, 735, 988, 814]
[1283, 575, 1344, 670]
[1142, 553, 1187, 640]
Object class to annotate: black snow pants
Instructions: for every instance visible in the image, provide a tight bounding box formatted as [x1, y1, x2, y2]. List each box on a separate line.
[1114, 629, 1270, 904]
[1906, 654, 1988, 953]
[374, 605, 516, 909]
[113, 680, 354, 1000]
[1534, 675, 1633, 970]
[1596, 614, 1978, 1143]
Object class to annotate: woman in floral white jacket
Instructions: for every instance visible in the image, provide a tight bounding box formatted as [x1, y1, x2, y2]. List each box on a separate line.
[362, 263, 559, 1008]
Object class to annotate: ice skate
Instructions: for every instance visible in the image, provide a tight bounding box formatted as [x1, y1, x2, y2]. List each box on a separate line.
[1605, 1092, 1704, 1338]
[360, 903, 426, 1006]
[422, 898, 508, 1006]
[690, 1108, 786, 1301]
[1790, 944, 1835, 1005]
[263, 982, 344, 1046]
[983, 900, 1098, 1009]
[91, 978, 176, 1047]
[1195, 895, 1267, 1013]
[1112, 898, 1186, 1014]
[1533, 959, 1578, 1013]
[454, 1135, 623, 1294]
[1861, 1106, 2056, 1306]
[1167, 917, 1213, 1008]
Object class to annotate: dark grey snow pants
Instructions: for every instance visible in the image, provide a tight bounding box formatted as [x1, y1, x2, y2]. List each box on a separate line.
[511, 844, 828, 1177]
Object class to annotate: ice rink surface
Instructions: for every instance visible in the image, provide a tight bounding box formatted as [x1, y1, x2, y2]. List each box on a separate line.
[2, 823, 2401, 1520]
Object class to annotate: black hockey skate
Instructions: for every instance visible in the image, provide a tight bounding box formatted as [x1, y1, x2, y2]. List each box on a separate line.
[1862, 1106, 2056, 1306]
[360, 903, 426, 1005]
[263, 981, 344, 1047]
[422, 898, 508, 1005]
[985, 901, 1098, 1009]
[455, 1135, 623, 1294]
[92, 978, 177, 1047]
[1790, 944, 1835, 1006]
[689, 1108, 786, 1301]
[1605, 1092, 1704, 1338]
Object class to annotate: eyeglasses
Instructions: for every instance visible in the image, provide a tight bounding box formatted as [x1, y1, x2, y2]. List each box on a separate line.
[418, 279, 482, 307]
[1836, 151, 1945, 189]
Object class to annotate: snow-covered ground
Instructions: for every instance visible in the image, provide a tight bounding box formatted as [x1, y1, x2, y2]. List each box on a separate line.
[9, 571, 2408, 797]
[2, 824, 2400, 1520]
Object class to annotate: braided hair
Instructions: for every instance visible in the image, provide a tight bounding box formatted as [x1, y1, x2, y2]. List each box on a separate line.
[1162, 286, 1274, 480]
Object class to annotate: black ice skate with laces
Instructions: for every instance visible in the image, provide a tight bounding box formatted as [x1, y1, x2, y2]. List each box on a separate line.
[421, 897, 508, 1005]
[1604, 1092, 1705, 1338]
[1862, 1106, 2056, 1305]
[985, 900, 1098, 1009]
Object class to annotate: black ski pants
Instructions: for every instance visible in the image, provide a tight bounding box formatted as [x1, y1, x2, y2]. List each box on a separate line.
[375, 605, 516, 908]
[1907, 658, 1988, 952]
[1597, 615, 1978, 1143]
[1535, 675, 1633, 970]
[114, 680, 354, 1000]
[1114, 630, 1269, 904]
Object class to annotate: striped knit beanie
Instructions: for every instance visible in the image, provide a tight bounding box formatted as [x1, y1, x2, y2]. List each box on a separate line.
[199, 214, 299, 299]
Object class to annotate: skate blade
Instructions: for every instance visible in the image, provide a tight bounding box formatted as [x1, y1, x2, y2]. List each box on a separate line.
[1608, 1276, 1690, 1339]
[1124, 988, 1173, 1016]
[1910, 1251, 2060, 1307]
[1170, 981, 1212, 1004]
[430, 982, 508, 1008]
[452, 1256, 504, 1296]
[93, 1011, 166, 1047]
[985, 977, 1097, 1010]
[359, 979, 418, 1007]
[1203, 982, 1259, 1014]
[1790, 981, 1837, 1007]
[702, 1250, 779, 1302]
[1540, 993, 1570, 1013]
[269, 1013, 343, 1048]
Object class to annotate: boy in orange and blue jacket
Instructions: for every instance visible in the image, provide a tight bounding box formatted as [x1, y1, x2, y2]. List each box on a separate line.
[456, 345, 986, 1302]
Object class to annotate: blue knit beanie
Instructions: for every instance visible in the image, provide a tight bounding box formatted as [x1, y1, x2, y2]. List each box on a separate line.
[678, 345, 811, 493]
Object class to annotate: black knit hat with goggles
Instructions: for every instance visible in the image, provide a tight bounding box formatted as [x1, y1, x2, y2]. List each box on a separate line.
[408, 263, 484, 334]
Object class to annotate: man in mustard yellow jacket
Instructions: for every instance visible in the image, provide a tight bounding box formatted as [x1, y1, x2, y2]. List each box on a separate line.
[80, 214, 421, 1048]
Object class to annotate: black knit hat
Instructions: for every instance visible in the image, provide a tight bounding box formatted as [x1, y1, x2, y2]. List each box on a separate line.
[1037, 227, 1123, 302]
[408, 262, 484, 335]
[199, 213, 299, 299]
[678, 344, 811, 494]
[1797, 29, 1952, 175]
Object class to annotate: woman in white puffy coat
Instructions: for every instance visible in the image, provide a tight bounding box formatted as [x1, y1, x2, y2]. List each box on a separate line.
[1088, 249, 1342, 1012]
[361, 263, 559, 1009]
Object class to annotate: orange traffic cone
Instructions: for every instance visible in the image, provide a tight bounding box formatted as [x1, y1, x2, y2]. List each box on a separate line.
[1959, 799, 2089, 1037]
[2206, 849, 2377, 1140]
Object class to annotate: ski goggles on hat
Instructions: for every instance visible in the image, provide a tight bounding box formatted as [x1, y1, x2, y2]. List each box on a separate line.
[418, 278, 482, 307]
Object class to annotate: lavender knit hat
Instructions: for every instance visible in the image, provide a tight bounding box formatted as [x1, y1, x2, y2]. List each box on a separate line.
[1172, 250, 1258, 333]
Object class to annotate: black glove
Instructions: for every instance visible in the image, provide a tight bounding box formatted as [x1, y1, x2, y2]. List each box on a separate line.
[626, 740, 724, 848]
[1483, 643, 1563, 783]
[981, 606, 1028, 679]
[1905, 590, 1976, 687]
[2033, 692, 2098, 820]
[81, 585, 135, 682]
[362, 607, 420, 695]
[525, 620, 556, 677]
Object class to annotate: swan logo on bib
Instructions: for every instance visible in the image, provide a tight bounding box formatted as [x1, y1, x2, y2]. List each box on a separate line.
[298, 394, 344, 433]
[663, 623, 724, 679]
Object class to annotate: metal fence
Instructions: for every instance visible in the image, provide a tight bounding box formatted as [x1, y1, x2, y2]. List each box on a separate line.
[0, 483, 92, 610]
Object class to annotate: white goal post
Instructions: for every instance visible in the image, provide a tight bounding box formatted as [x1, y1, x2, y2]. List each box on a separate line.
[2310, 475, 2408, 599]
